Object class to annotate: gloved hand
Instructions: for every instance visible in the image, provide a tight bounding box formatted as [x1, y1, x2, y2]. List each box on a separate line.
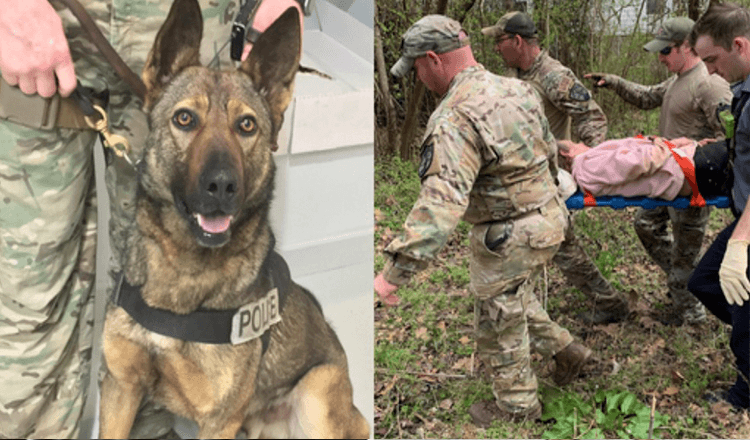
[584, 72, 617, 89]
[719, 238, 750, 306]
[374, 273, 400, 307]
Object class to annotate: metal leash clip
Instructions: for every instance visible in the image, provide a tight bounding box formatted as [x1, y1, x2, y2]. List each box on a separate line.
[231, 0, 262, 61]
[84, 105, 134, 166]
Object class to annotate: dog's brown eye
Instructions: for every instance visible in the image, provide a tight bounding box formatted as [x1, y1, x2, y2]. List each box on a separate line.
[236, 116, 257, 136]
[173, 110, 196, 130]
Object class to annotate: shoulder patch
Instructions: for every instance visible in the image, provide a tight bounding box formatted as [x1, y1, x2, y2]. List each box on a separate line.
[418, 136, 441, 179]
[556, 75, 574, 94]
[569, 83, 591, 102]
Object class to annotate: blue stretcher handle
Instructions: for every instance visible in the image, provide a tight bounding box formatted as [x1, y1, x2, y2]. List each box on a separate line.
[565, 191, 732, 210]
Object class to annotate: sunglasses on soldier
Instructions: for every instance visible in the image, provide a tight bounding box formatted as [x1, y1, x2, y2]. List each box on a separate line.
[660, 44, 675, 56]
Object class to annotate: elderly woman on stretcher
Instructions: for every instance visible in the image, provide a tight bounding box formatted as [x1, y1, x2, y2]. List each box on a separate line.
[558, 136, 731, 204]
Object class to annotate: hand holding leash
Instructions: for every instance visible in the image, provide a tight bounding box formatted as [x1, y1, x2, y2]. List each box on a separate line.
[719, 238, 750, 306]
[0, 0, 76, 97]
[374, 273, 401, 307]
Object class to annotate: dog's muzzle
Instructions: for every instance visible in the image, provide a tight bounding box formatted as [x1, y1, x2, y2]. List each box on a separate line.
[175, 151, 245, 247]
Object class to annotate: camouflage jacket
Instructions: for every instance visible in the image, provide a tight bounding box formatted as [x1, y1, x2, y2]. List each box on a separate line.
[509, 51, 607, 145]
[382, 65, 562, 285]
[607, 62, 732, 139]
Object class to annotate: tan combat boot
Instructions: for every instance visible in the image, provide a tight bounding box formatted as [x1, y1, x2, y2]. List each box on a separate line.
[469, 400, 542, 428]
[552, 342, 592, 386]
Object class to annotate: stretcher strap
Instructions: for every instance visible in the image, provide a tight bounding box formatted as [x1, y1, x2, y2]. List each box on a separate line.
[583, 189, 597, 207]
[662, 138, 706, 207]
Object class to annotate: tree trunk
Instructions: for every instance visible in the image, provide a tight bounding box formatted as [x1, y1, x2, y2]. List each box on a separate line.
[398, 83, 425, 161]
[454, 0, 477, 23]
[687, 0, 701, 20]
[398, 0, 448, 161]
[374, 11, 396, 155]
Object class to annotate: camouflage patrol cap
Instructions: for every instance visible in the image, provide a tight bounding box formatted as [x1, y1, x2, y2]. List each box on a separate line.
[643, 17, 695, 52]
[481, 11, 537, 39]
[390, 15, 470, 78]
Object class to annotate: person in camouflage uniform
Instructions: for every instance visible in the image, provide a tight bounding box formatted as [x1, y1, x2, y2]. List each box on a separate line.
[586, 17, 732, 326]
[0, 0, 304, 437]
[481, 11, 630, 325]
[374, 15, 592, 427]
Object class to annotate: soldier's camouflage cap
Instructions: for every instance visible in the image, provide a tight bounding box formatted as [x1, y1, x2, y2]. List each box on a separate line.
[390, 15, 470, 78]
[481, 11, 537, 39]
[643, 17, 695, 52]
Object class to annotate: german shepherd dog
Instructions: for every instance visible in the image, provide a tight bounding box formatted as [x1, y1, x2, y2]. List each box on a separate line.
[98, 0, 369, 437]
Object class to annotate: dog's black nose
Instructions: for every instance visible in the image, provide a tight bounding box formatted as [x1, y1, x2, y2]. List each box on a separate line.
[199, 151, 241, 208]
[202, 168, 238, 203]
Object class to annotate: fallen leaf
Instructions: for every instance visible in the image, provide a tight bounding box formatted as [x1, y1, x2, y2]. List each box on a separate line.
[642, 338, 665, 357]
[459, 336, 471, 345]
[639, 316, 660, 330]
[378, 374, 400, 396]
[663, 386, 679, 396]
[711, 401, 733, 418]
[595, 323, 621, 338]
[610, 358, 621, 375]
[416, 327, 429, 340]
[452, 357, 471, 371]
[374, 208, 385, 222]
[439, 398, 453, 410]
[671, 370, 685, 383]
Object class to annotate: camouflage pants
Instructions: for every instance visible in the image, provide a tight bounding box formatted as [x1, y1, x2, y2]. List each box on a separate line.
[634, 206, 709, 323]
[471, 199, 574, 413]
[0, 127, 98, 439]
[0, 1, 235, 437]
[553, 212, 629, 313]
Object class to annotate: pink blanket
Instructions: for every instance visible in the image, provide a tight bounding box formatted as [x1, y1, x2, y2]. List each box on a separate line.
[571, 137, 696, 200]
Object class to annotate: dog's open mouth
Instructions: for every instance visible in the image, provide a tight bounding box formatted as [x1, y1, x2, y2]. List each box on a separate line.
[195, 213, 234, 234]
[174, 194, 237, 248]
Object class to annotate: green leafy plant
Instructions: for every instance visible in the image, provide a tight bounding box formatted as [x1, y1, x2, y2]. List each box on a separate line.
[541, 388, 669, 439]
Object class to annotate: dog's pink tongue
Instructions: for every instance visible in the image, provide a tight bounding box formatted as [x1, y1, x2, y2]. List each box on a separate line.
[198, 215, 232, 234]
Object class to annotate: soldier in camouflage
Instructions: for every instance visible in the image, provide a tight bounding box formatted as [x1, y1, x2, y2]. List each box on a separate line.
[481, 11, 630, 325]
[586, 17, 732, 326]
[0, 0, 303, 437]
[375, 15, 592, 427]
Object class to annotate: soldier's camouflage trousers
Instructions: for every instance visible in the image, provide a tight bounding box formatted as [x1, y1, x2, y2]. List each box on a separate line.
[0, 126, 97, 439]
[471, 198, 574, 413]
[0, 1, 235, 437]
[634, 206, 709, 324]
[552, 213, 629, 314]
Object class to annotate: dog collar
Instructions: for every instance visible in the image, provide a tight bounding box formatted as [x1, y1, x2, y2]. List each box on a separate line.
[113, 250, 290, 352]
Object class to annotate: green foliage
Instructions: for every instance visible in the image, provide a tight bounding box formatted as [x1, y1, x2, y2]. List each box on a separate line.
[448, 263, 470, 287]
[541, 387, 670, 439]
[375, 343, 417, 371]
[376, 0, 680, 161]
[375, 155, 421, 231]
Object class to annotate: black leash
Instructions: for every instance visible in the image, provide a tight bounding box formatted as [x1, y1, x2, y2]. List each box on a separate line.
[231, 0, 263, 61]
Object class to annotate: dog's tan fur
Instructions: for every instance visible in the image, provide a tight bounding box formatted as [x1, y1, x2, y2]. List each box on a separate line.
[98, 1, 369, 437]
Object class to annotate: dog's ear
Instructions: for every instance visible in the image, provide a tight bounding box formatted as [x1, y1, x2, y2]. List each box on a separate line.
[239, 7, 301, 140]
[141, 0, 203, 109]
